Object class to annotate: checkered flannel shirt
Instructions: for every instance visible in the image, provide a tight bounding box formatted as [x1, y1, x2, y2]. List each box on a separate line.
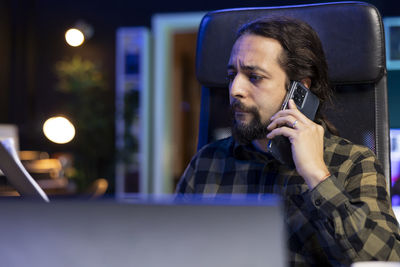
[176, 130, 400, 266]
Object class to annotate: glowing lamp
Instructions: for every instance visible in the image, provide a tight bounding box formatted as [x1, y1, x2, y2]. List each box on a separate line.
[43, 116, 75, 144]
[65, 28, 85, 47]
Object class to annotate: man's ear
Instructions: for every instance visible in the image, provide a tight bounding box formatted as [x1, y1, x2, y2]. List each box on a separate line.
[301, 78, 311, 89]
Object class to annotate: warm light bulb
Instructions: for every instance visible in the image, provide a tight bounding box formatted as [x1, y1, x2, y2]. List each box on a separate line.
[43, 116, 75, 144]
[65, 28, 85, 47]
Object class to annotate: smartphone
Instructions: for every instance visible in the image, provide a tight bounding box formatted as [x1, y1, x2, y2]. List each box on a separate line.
[267, 81, 320, 167]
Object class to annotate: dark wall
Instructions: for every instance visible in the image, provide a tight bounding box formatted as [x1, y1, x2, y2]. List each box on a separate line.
[0, 1, 11, 122]
[1, 0, 400, 151]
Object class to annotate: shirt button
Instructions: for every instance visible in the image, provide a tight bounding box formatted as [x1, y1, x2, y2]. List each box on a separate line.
[315, 199, 322, 206]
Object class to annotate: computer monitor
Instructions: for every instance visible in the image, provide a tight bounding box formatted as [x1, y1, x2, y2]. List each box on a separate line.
[390, 129, 400, 205]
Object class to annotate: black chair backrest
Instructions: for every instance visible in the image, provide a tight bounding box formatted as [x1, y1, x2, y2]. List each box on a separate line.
[195, 1, 391, 189]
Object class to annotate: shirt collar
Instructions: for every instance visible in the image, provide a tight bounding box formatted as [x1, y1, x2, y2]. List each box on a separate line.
[232, 139, 275, 164]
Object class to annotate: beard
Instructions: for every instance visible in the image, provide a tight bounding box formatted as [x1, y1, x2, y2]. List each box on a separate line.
[230, 100, 270, 145]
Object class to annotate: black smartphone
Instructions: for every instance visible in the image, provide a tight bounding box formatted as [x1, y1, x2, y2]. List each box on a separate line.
[267, 81, 320, 167]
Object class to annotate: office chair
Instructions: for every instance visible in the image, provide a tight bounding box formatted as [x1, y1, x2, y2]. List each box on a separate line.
[195, 2, 391, 192]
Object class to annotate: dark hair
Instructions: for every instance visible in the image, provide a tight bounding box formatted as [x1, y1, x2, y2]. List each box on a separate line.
[236, 17, 337, 134]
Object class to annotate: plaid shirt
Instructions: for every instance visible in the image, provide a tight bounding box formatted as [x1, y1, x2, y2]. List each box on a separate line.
[176, 130, 400, 266]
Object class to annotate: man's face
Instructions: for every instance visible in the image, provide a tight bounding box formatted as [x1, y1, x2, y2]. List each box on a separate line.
[227, 34, 288, 144]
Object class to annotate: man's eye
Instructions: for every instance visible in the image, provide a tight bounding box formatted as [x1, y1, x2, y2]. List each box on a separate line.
[249, 74, 263, 83]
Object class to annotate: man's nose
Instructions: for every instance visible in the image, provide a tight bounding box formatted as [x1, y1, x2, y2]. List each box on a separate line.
[229, 74, 248, 100]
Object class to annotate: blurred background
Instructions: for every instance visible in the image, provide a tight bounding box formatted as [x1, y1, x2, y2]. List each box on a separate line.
[1, 0, 400, 200]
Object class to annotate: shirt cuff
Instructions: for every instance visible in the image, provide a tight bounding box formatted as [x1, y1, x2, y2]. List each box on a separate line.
[305, 175, 350, 218]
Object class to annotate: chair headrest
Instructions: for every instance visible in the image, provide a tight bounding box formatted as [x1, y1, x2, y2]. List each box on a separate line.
[196, 2, 385, 88]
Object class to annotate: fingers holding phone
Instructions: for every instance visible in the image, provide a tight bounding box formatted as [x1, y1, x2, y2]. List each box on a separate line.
[267, 100, 306, 132]
[267, 99, 308, 139]
[268, 99, 329, 189]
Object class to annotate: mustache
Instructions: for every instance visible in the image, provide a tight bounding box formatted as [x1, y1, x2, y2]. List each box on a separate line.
[230, 100, 258, 114]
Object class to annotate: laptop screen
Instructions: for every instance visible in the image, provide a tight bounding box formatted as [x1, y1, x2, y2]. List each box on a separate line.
[0, 138, 49, 202]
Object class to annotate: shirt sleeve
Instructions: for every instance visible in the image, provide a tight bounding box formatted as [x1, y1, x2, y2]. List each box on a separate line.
[175, 154, 197, 194]
[304, 150, 400, 264]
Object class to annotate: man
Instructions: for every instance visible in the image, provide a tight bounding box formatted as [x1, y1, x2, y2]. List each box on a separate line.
[176, 17, 400, 266]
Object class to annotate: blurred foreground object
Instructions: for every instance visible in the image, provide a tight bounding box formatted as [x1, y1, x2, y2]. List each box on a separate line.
[352, 262, 400, 267]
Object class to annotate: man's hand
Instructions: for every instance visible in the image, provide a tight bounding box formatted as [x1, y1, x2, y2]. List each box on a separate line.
[267, 99, 330, 189]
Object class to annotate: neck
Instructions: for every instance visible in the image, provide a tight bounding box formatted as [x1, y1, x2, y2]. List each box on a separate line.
[252, 138, 269, 153]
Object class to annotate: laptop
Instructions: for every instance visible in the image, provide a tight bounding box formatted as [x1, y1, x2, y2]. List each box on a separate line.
[0, 138, 49, 202]
[0, 196, 286, 267]
[0, 124, 19, 177]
